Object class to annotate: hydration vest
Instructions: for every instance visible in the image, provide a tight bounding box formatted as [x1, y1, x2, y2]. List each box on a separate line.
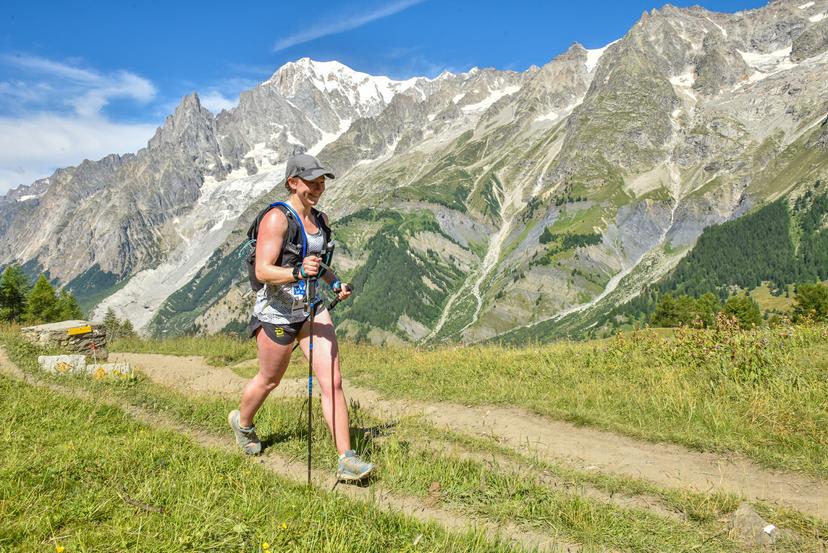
[245, 202, 333, 292]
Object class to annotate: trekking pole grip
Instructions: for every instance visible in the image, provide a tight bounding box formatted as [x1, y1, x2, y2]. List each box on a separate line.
[328, 283, 353, 311]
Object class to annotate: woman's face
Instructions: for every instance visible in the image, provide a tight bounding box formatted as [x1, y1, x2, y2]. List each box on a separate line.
[290, 175, 326, 205]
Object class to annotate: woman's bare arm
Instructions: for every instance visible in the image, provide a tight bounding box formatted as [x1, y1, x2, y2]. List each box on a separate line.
[254, 209, 296, 285]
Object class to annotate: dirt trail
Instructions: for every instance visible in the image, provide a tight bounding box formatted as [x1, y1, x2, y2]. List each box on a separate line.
[113, 352, 828, 521]
[0, 348, 576, 553]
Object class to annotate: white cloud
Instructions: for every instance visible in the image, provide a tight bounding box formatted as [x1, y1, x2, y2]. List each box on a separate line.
[199, 90, 238, 114]
[71, 71, 157, 117]
[0, 113, 157, 194]
[272, 0, 425, 52]
[1, 54, 103, 84]
[1, 53, 157, 116]
[0, 54, 161, 194]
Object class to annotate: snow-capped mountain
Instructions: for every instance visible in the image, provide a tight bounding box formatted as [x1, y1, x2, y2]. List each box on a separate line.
[267, 58, 429, 117]
[1, 0, 827, 343]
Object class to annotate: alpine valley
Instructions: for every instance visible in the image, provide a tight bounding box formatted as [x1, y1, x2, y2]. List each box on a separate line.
[2, 0, 827, 344]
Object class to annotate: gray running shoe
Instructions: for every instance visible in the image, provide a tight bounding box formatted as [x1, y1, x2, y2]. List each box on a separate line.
[227, 409, 262, 455]
[337, 450, 375, 481]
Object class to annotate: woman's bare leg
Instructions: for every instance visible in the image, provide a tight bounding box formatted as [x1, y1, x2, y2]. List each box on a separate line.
[239, 328, 294, 427]
[297, 308, 351, 454]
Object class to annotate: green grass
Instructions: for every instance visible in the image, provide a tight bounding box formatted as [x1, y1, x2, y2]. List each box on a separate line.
[547, 204, 606, 236]
[112, 334, 257, 366]
[348, 325, 828, 478]
[748, 123, 828, 200]
[7, 328, 820, 551]
[0, 374, 516, 553]
[750, 282, 796, 314]
[109, 324, 828, 479]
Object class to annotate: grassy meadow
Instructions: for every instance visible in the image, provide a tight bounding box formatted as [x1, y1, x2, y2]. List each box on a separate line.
[2, 321, 827, 551]
[114, 321, 828, 478]
[0, 373, 514, 553]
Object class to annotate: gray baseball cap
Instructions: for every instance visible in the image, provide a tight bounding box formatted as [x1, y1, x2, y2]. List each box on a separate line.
[285, 153, 336, 181]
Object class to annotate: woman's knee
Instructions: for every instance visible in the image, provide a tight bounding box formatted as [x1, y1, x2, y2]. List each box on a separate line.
[254, 373, 281, 392]
[317, 369, 342, 394]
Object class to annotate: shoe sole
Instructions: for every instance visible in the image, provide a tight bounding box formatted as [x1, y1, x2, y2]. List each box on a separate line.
[336, 466, 374, 482]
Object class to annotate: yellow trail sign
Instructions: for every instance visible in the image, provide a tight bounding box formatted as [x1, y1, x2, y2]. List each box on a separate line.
[67, 325, 93, 336]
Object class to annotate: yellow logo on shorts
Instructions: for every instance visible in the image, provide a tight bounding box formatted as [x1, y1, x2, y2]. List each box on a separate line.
[275, 327, 284, 336]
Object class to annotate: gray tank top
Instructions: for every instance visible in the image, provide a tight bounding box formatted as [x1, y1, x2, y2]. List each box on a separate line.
[253, 227, 326, 325]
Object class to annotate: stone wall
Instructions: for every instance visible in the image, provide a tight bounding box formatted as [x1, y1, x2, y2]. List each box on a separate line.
[20, 320, 108, 360]
[37, 355, 131, 379]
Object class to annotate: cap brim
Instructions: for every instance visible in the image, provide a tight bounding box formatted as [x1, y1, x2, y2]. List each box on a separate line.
[299, 168, 336, 180]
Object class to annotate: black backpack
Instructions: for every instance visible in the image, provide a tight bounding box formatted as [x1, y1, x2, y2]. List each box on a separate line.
[245, 201, 332, 292]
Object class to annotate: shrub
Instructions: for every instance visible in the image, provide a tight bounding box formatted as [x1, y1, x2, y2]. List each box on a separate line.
[722, 293, 762, 329]
[793, 282, 828, 322]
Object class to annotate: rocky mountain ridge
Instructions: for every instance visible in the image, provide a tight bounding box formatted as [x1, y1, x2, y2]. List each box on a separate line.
[1, 0, 827, 343]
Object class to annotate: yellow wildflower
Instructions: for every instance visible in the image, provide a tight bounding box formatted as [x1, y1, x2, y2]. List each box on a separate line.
[262, 543, 270, 550]
[55, 545, 65, 553]
[281, 523, 287, 530]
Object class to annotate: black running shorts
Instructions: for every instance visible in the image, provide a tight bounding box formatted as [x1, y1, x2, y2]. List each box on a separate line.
[248, 316, 305, 346]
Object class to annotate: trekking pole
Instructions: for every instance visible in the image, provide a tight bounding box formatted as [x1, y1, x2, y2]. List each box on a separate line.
[327, 283, 353, 311]
[290, 265, 351, 352]
[317, 257, 353, 311]
[305, 274, 317, 485]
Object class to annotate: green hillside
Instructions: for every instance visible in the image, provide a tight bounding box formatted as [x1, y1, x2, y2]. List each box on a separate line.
[604, 180, 828, 329]
[494, 178, 828, 344]
[336, 209, 467, 342]
[664, 181, 827, 295]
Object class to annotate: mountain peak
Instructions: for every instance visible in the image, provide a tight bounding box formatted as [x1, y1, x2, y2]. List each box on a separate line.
[264, 57, 427, 118]
[286, 57, 351, 76]
[148, 92, 216, 152]
[176, 92, 202, 113]
[268, 57, 394, 88]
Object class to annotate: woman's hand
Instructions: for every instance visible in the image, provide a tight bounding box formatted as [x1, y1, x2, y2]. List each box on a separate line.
[336, 283, 352, 301]
[301, 255, 321, 278]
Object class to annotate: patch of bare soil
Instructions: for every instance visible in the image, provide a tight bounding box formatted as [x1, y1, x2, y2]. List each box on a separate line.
[0, 348, 577, 553]
[113, 351, 828, 522]
[413, 438, 686, 523]
[403, 400, 828, 522]
[109, 352, 310, 398]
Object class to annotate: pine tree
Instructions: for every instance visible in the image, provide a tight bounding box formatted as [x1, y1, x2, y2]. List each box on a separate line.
[118, 318, 137, 339]
[695, 292, 720, 328]
[793, 282, 828, 322]
[0, 265, 30, 322]
[103, 308, 120, 340]
[24, 275, 59, 323]
[56, 289, 84, 320]
[673, 295, 699, 327]
[651, 294, 673, 327]
[722, 293, 762, 329]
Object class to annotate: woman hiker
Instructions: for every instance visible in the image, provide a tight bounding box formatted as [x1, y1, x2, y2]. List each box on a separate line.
[228, 153, 374, 482]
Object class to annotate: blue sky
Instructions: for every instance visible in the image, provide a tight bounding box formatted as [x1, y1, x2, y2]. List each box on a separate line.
[0, 0, 768, 194]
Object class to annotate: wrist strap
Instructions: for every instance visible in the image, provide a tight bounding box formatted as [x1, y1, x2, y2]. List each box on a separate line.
[299, 265, 307, 279]
[330, 278, 342, 292]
